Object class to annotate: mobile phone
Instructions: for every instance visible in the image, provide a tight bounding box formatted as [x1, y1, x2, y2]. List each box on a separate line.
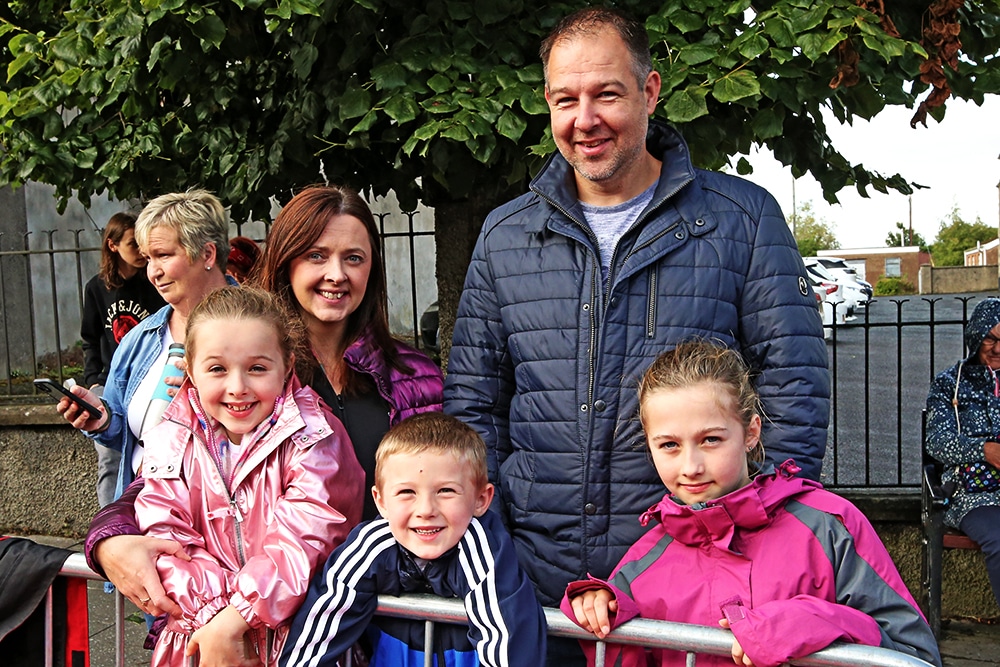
[34, 378, 103, 419]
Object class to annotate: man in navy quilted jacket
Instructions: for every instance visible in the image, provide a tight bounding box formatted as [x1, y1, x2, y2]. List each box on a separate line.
[445, 7, 829, 662]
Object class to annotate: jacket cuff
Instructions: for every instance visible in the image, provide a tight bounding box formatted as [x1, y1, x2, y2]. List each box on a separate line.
[229, 590, 262, 629]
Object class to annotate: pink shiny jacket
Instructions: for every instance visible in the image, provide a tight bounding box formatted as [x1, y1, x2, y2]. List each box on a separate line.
[135, 375, 364, 666]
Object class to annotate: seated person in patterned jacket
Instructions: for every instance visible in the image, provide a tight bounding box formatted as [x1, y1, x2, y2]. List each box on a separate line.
[280, 412, 547, 667]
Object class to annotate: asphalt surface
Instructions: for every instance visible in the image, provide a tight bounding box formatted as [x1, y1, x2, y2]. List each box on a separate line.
[821, 291, 995, 489]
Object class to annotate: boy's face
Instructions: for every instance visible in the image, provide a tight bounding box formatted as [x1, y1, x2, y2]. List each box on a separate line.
[373, 449, 494, 560]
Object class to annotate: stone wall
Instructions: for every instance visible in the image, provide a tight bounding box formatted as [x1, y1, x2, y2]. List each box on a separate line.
[1, 408, 997, 621]
[919, 264, 999, 294]
[0, 405, 99, 537]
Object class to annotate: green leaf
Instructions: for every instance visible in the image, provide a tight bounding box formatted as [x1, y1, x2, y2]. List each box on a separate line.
[338, 85, 372, 121]
[520, 89, 548, 115]
[678, 43, 718, 66]
[427, 73, 453, 94]
[750, 107, 783, 139]
[736, 156, 752, 175]
[790, 7, 828, 33]
[497, 108, 526, 141]
[763, 17, 796, 48]
[713, 70, 760, 103]
[441, 121, 470, 142]
[350, 109, 378, 133]
[291, 44, 319, 79]
[8, 52, 34, 80]
[413, 120, 440, 141]
[862, 33, 906, 61]
[372, 60, 408, 90]
[385, 94, 420, 124]
[736, 33, 769, 61]
[192, 14, 227, 49]
[58, 68, 83, 87]
[76, 146, 98, 169]
[665, 86, 709, 123]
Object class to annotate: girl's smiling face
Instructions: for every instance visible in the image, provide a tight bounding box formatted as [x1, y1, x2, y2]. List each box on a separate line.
[643, 381, 760, 505]
[187, 317, 288, 444]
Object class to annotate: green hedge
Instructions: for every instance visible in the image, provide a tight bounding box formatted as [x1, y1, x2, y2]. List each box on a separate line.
[874, 277, 916, 296]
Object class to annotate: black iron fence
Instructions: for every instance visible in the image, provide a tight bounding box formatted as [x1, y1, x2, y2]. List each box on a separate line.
[820, 296, 983, 492]
[1, 223, 991, 494]
[0, 213, 436, 398]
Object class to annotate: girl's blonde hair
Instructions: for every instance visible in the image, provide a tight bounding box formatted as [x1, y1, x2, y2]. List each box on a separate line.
[638, 339, 765, 469]
[185, 287, 303, 372]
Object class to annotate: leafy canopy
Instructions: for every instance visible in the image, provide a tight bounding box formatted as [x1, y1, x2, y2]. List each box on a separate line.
[930, 207, 998, 266]
[885, 220, 930, 251]
[792, 200, 840, 257]
[2, 0, 1000, 221]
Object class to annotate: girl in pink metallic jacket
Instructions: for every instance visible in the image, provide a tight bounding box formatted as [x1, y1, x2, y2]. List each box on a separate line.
[562, 340, 940, 667]
[135, 287, 364, 667]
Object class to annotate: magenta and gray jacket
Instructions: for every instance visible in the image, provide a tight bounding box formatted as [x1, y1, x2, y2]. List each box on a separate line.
[84, 329, 443, 573]
[560, 462, 940, 667]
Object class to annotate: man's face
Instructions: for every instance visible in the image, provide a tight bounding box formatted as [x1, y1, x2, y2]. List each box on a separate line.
[544, 28, 660, 199]
[978, 322, 1000, 369]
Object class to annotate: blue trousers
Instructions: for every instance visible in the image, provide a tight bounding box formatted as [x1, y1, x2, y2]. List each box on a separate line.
[959, 504, 1000, 607]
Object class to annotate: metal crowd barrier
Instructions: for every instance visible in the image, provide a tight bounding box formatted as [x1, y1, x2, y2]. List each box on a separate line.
[57, 552, 933, 667]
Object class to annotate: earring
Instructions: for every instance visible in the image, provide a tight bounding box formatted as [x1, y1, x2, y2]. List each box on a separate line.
[205, 264, 212, 271]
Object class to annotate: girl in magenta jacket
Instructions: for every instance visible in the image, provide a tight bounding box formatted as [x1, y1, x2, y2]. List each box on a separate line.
[562, 340, 939, 667]
[135, 287, 364, 667]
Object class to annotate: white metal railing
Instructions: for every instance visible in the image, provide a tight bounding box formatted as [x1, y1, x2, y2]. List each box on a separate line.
[58, 552, 933, 667]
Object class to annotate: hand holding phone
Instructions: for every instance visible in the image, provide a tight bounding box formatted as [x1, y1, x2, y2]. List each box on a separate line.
[34, 378, 103, 419]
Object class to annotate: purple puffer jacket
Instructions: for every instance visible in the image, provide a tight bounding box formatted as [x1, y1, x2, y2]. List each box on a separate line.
[342, 329, 443, 426]
[85, 330, 442, 574]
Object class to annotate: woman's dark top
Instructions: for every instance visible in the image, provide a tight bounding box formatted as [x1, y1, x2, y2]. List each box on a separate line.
[311, 368, 390, 521]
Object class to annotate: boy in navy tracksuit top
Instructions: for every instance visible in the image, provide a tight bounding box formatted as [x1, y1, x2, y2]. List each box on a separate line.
[281, 413, 546, 667]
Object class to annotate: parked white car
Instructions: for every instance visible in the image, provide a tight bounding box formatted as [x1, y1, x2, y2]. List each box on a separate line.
[804, 256, 873, 307]
[806, 265, 850, 337]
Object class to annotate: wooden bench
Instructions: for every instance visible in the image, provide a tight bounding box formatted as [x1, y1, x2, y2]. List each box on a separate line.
[920, 410, 982, 638]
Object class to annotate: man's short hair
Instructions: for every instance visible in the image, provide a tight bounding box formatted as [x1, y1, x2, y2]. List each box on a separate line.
[540, 6, 653, 89]
[374, 413, 489, 490]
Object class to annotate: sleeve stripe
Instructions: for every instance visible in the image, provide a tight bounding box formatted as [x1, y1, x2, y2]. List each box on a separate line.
[283, 521, 395, 667]
[459, 517, 511, 666]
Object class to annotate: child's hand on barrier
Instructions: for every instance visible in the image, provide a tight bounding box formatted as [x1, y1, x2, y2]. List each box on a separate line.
[719, 618, 757, 666]
[187, 605, 260, 667]
[570, 588, 618, 639]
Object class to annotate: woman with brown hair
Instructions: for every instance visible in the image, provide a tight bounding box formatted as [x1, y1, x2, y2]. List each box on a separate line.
[254, 184, 444, 519]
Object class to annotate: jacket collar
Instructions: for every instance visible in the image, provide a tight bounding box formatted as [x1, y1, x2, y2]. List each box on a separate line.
[525, 120, 696, 236]
[641, 460, 818, 552]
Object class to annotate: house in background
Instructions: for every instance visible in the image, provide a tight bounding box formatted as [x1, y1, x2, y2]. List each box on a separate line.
[964, 238, 999, 266]
[817, 247, 930, 288]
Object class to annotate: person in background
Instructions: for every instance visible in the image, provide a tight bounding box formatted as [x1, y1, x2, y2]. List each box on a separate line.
[926, 296, 1000, 609]
[81, 212, 165, 507]
[82, 184, 442, 620]
[444, 9, 828, 662]
[281, 412, 545, 667]
[226, 235, 261, 284]
[563, 340, 939, 667]
[135, 286, 363, 666]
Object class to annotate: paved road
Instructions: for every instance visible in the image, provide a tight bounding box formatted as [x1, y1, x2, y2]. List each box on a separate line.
[821, 291, 995, 488]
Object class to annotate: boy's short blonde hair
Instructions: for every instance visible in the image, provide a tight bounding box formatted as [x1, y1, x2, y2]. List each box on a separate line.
[374, 413, 488, 490]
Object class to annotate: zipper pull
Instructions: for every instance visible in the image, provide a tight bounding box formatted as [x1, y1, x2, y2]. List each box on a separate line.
[231, 499, 244, 523]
